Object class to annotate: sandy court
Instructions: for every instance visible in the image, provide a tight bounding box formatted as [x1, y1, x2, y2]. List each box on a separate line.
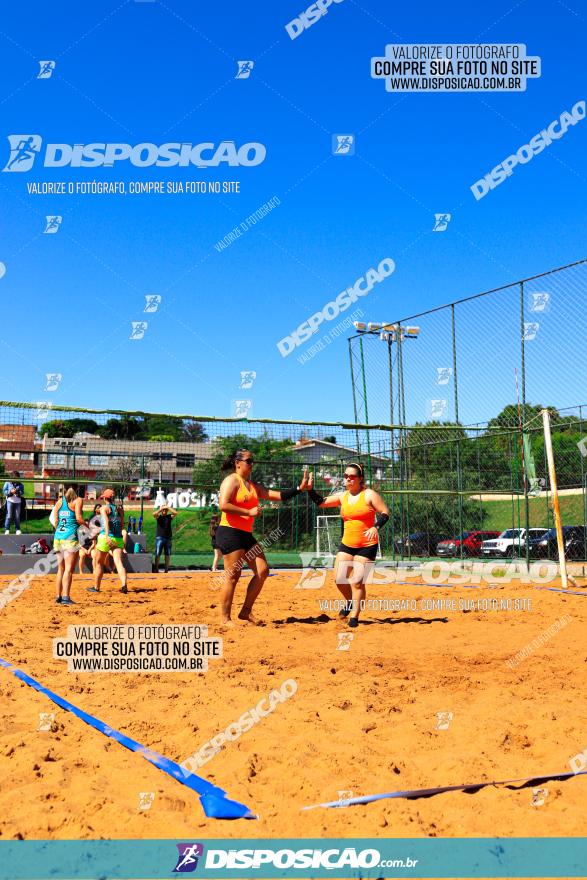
[0, 567, 585, 842]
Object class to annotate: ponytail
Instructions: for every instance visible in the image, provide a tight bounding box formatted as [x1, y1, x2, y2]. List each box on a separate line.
[221, 449, 248, 472]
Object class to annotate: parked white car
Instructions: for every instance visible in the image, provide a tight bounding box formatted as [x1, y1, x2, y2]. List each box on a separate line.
[480, 528, 549, 558]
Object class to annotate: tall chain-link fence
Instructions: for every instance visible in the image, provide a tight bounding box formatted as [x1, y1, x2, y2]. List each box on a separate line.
[348, 258, 587, 429]
[0, 395, 586, 565]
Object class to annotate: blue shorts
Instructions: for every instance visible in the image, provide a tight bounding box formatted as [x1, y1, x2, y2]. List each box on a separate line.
[155, 537, 172, 555]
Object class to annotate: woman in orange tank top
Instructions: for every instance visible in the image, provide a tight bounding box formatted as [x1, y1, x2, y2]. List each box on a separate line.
[307, 462, 389, 627]
[217, 449, 310, 626]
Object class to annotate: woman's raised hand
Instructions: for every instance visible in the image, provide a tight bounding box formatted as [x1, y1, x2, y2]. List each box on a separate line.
[299, 468, 313, 491]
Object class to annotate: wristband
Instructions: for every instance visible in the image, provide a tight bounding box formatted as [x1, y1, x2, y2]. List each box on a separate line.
[308, 488, 325, 505]
[375, 512, 389, 530]
[280, 487, 301, 502]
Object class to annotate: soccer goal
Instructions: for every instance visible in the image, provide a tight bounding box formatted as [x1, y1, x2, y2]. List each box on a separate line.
[316, 516, 341, 558]
[316, 515, 382, 559]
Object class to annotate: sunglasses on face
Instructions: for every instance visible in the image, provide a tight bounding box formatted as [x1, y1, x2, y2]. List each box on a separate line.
[239, 458, 254, 465]
[344, 473, 359, 479]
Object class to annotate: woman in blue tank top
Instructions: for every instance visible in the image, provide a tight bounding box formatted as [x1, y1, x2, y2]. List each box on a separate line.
[51, 487, 85, 605]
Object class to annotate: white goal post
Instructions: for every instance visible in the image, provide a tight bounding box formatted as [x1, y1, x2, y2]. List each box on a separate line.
[316, 515, 340, 557]
[316, 515, 382, 559]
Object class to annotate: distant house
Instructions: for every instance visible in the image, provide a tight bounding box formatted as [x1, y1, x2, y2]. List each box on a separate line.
[290, 439, 389, 480]
[0, 424, 37, 478]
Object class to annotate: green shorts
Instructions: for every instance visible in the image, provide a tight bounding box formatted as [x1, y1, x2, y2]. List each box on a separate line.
[54, 538, 79, 553]
[96, 535, 124, 553]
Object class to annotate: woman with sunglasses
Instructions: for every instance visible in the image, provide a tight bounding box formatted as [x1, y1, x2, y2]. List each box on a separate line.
[217, 450, 310, 626]
[307, 462, 389, 627]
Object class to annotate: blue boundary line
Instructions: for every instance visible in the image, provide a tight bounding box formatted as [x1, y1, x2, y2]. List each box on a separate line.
[0, 657, 255, 820]
[302, 769, 587, 810]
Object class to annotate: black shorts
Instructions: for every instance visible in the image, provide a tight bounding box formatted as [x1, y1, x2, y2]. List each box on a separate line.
[215, 525, 258, 555]
[338, 542, 378, 561]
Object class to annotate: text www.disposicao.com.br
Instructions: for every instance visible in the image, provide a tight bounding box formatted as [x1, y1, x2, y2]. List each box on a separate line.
[70, 657, 203, 671]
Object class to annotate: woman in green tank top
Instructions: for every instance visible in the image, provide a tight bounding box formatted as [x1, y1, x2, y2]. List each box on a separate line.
[89, 488, 128, 595]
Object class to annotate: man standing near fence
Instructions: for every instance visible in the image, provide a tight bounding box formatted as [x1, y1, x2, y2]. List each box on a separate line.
[153, 504, 177, 573]
[3, 471, 25, 535]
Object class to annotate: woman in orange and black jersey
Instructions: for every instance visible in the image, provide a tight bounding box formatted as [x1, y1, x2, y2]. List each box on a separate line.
[307, 462, 389, 627]
[217, 449, 310, 626]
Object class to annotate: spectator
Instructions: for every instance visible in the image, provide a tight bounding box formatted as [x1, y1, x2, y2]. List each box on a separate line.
[209, 513, 222, 572]
[153, 505, 177, 573]
[3, 471, 25, 535]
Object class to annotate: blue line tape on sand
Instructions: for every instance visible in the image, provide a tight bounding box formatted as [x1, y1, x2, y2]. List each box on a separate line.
[378, 580, 587, 596]
[538, 586, 587, 597]
[394, 580, 455, 589]
[302, 769, 587, 810]
[0, 657, 255, 820]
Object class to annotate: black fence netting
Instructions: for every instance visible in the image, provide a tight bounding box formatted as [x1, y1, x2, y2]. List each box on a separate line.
[0, 394, 586, 564]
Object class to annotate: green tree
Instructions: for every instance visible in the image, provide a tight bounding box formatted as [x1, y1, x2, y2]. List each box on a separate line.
[39, 418, 100, 438]
[191, 433, 310, 550]
[106, 455, 140, 501]
[141, 416, 182, 441]
[100, 416, 143, 440]
[181, 420, 208, 442]
[192, 433, 300, 498]
[530, 428, 585, 489]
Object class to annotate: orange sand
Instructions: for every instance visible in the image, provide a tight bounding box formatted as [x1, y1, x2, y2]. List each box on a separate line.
[0, 569, 585, 841]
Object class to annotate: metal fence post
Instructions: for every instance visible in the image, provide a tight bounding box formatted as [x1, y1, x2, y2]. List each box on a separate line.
[520, 281, 531, 571]
[140, 454, 145, 523]
[359, 336, 373, 481]
[451, 305, 464, 556]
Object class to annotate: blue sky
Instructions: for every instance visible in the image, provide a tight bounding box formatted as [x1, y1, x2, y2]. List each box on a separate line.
[0, 0, 586, 428]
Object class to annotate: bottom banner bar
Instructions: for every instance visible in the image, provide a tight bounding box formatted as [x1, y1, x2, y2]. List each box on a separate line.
[0, 837, 585, 879]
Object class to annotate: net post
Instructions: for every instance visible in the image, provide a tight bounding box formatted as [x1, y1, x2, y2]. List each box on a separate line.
[542, 408, 568, 588]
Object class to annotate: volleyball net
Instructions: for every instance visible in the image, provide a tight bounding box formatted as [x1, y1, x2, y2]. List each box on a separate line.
[1, 399, 587, 564]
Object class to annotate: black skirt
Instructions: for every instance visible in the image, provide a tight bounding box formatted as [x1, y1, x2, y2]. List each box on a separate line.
[215, 525, 258, 554]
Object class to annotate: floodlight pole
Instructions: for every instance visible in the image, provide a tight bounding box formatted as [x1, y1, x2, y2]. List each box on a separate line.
[348, 337, 361, 454]
[395, 328, 411, 551]
[347, 333, 372, 478]
[350, 322, 420, 559]
[386, 333, 396, 557]
[358, 336, 373, 481]
[386, 335, 394, 439]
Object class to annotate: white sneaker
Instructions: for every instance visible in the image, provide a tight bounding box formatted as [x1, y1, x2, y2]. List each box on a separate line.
[16, 530, 22, 535]
[4, 530, 8, 535]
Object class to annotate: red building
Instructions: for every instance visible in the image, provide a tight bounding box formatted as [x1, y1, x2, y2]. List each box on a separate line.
[0, 424, 37, 478]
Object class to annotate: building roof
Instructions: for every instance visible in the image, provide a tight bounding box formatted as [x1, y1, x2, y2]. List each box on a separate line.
[41, 434, 216, 459]
[290, 438, 388, 465]
[0, 424, 37, 452]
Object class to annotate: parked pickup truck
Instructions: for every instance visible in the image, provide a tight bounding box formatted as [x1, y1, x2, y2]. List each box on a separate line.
[480, 528, 549, 558]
